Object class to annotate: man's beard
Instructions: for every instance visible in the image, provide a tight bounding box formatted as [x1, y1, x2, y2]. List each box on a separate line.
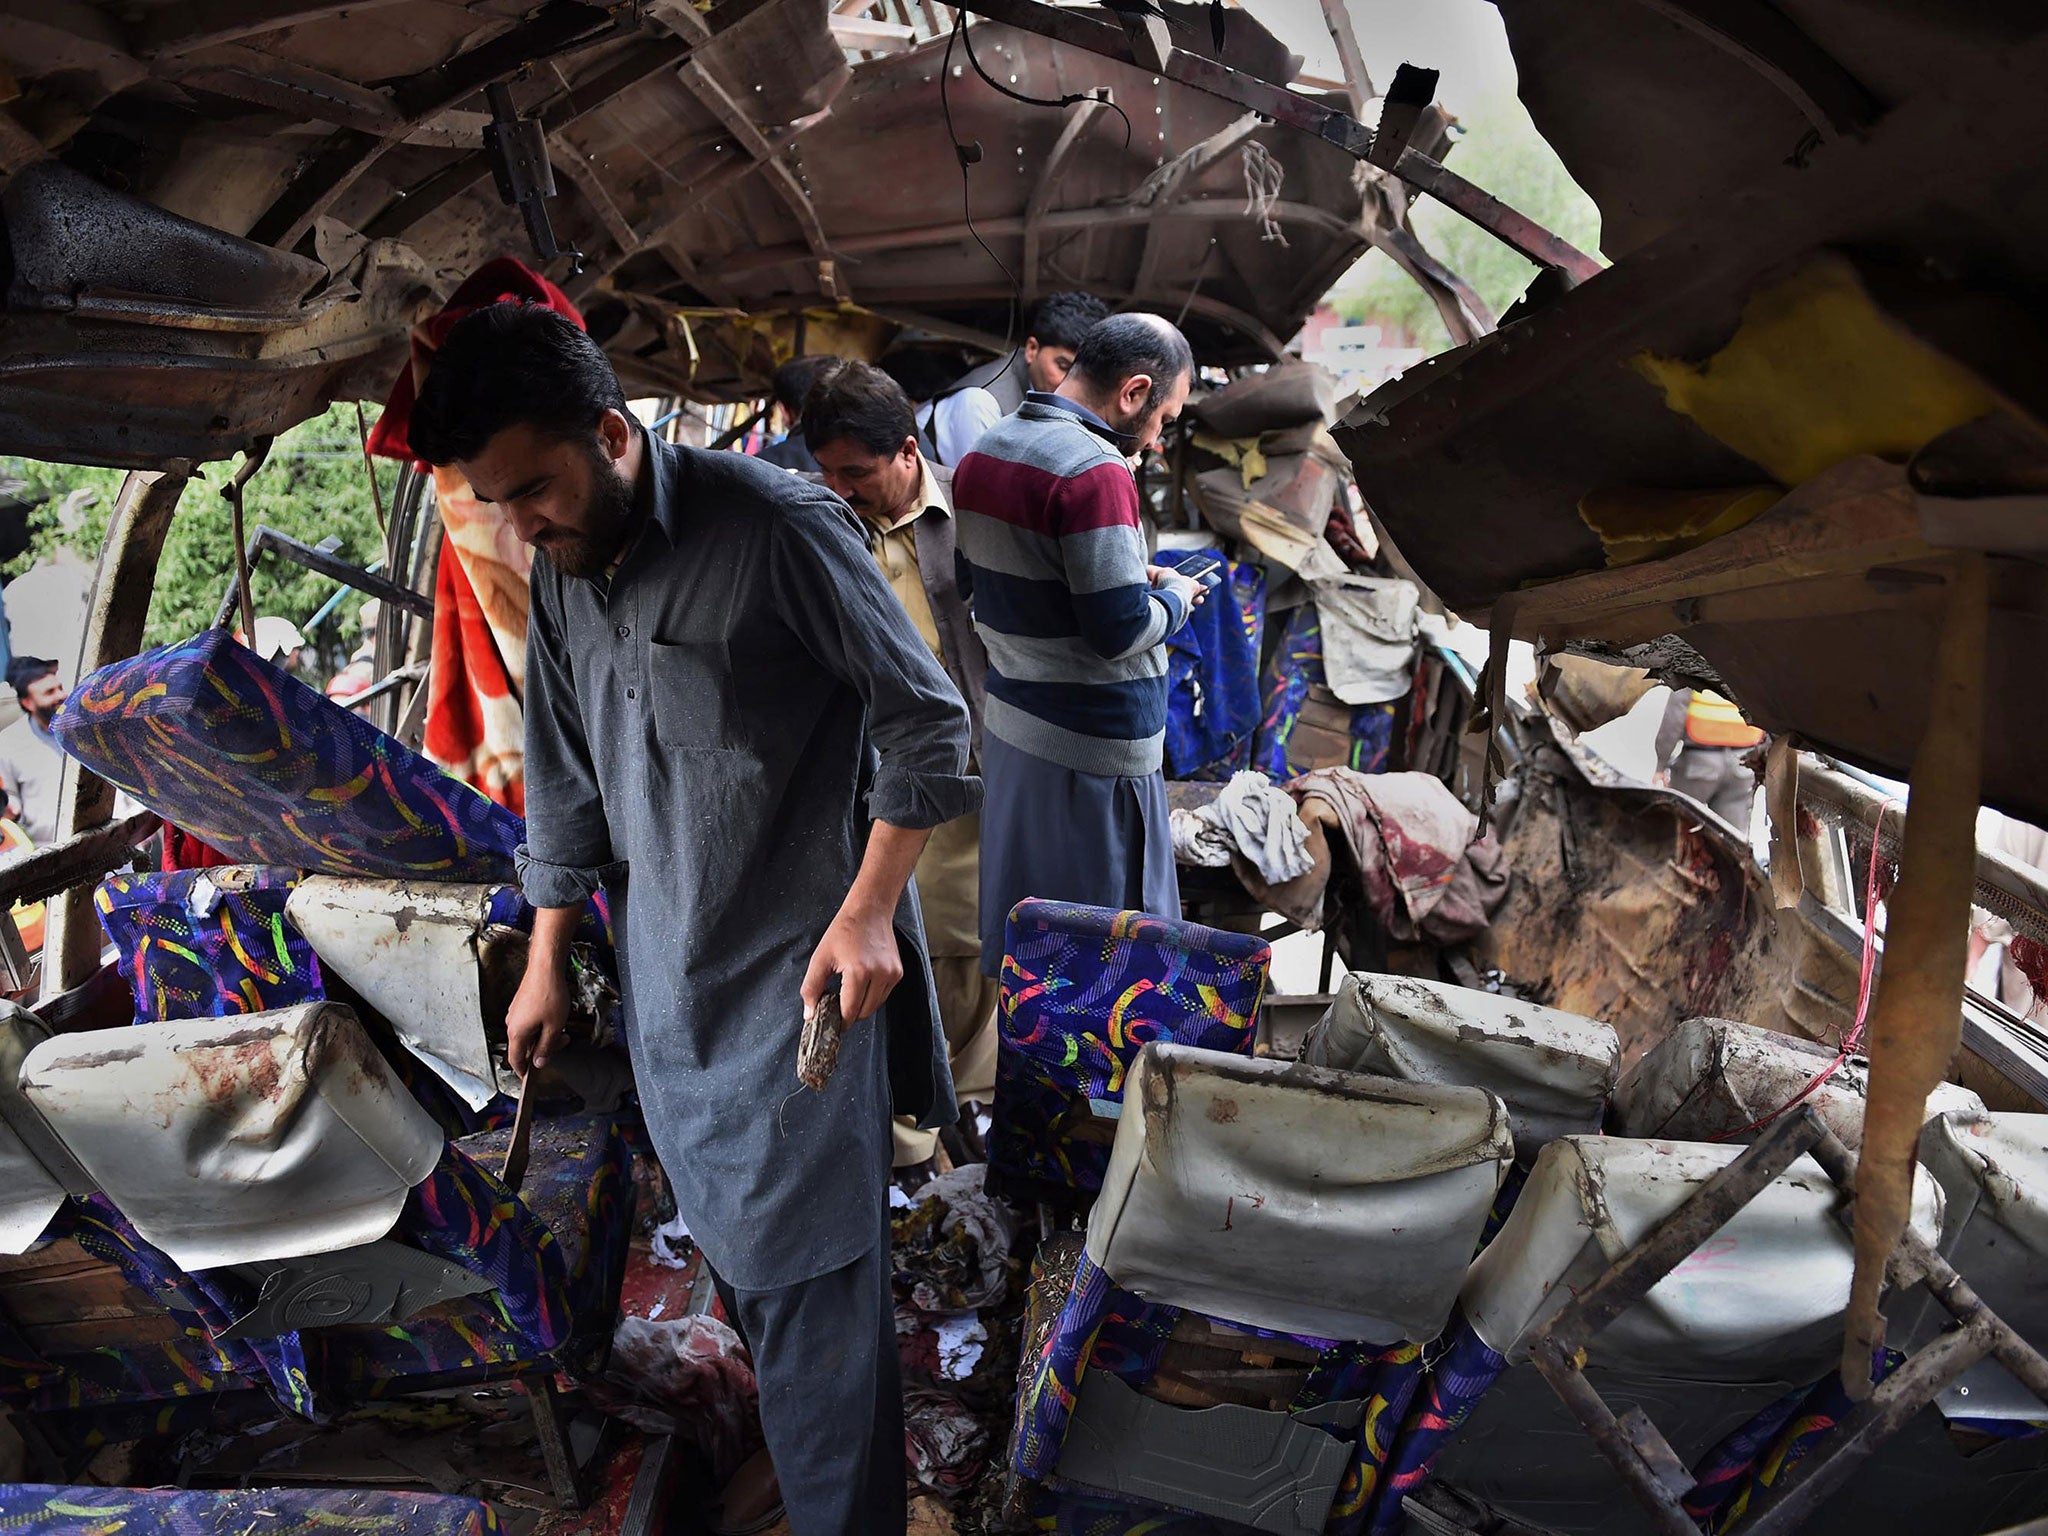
[543, 453, 639, 579]
[27, 703, 57, 729]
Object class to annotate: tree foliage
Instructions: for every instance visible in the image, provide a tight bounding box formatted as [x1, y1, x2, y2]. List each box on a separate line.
[1330, 105, 1605, 355]
[1, 404, 396, 677]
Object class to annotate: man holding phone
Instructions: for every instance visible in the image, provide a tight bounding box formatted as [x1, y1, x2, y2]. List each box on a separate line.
[952, 312, 1204, 974]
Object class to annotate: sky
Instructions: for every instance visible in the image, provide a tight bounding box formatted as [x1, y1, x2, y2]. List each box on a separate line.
[1237, 0, 1526, 119]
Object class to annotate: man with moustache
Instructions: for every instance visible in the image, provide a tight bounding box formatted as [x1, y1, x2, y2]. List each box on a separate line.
[408, 302, 976, 1535]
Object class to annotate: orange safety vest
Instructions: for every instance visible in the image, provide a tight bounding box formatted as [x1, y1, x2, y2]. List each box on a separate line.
[1684, 690, 1764, 750]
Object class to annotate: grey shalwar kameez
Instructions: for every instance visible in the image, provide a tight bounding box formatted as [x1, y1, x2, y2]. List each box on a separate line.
[516, 435, 978, 1533]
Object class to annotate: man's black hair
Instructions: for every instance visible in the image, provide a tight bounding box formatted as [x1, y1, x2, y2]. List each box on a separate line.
[1028, 291, 1111, 351]
[6, 656, 56, 700]
[408, 302, 629, 465]
[801, 360, 918, 458]
[1069, 313, 1195, 408]
[771, 355, 833, 416]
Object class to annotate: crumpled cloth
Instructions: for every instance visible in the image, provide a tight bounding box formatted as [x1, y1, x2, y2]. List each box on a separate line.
[891, 1164, 1018, 1315]
[587, 1315, 764, 1484]
[1312, 576, 1420, 706]
[1295, 767, 1510, 944]
[904, 1386, 988, 1494]
[1169, 771, 1314, 885]
[650, 1211, 693, 1270]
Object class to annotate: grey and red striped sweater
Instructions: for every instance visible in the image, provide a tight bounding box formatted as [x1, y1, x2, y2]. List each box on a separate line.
[951, 393, 1189, 778]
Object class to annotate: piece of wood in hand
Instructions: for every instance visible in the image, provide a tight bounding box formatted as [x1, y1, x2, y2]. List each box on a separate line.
[798, 992, 845, 1092]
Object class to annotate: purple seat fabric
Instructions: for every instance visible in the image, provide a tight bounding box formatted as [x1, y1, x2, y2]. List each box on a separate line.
[315, 1112, 631, 1396]
[54, 628, 520, 883]
[0, 1485, 503, 1535]
[1012, 1242, 1432, 1534]
[1365, 1313, 1509, 1535]
[989, 901, 1268, 1202]
[95, 866, 323, 1021]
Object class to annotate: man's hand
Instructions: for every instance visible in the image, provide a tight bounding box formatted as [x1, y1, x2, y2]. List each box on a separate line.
[801, 821, 931, 1025]
[1148, 564, 1207, 610]
[507, 905, 579, 1075]
[802, 900, 904, 1026]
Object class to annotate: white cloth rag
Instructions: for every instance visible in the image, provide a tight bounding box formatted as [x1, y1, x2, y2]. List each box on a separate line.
[1174, 772, 1315, 884]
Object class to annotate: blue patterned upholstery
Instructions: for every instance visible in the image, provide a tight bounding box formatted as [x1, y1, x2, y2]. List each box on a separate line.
[54, 629, 520, 883]
[314, 1112, 631, 1396]
[95, 867, 323, 1021]
[989, 901, 1268, 1203]
[1365, 1312, 1509, 1534]
[1163, 555, 1265, 782]
[0, 1485, 502, 1535]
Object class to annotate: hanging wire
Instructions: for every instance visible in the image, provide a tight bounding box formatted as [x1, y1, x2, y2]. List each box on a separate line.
[939, 9, 1135, 398]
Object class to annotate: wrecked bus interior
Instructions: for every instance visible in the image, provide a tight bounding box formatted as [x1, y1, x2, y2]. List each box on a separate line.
[0, 0, 2044, 1532]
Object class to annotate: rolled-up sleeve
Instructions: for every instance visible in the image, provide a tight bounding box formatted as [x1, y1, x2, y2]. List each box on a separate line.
[517, 567, 618, 906]
[768, 489, 982, 831]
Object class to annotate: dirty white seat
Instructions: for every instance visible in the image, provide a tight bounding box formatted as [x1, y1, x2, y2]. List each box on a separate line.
[0, 1002, 84, 1253]
[20, 1003, 443, 1271]
[287, 877, 523, 1110]
[1462, 1135, 1944, 1379]
[1905, 1111, 2048, 1420]
[1086, 1041, 1513, 1344]
[1301, 973, 1619, 1156]
[1616, 1015, 1985, 1151]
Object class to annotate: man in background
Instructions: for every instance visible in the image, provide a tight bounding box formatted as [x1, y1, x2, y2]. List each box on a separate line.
[924, 291, 1110, 465]
[0, 657, 67, 843]
[952, 312, 1203, 976]
[757, 355, 831, 472]
[803, 360, 996, 1167]
[1653, 686, 1763, 829]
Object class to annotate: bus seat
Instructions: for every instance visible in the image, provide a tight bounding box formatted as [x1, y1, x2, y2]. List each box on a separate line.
[1906, 1110, 2048, 1424]
[95, 866, 324, 1022]
[1616, 1016, 1985, 1149]
[0, 1003, 79, 1255]
[1302, 974, 1619, 1159]
[1013, 1043, 1510, 1534]
[1368, 1136, 1943, 1535]
[19, 1002, 443, 1272]
[987, 901, 1270, 1205]
[0, 1483, 503, 1534]
[52, 627, 520, 884]
[286, 876, 532, 1111]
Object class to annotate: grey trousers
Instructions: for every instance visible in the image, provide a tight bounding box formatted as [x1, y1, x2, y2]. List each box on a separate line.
[708, 1228, 905, 1536]
[1671, 746, 1756, 831]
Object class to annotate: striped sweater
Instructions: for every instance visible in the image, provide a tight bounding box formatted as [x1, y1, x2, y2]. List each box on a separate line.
[951, 395, 1189, 777]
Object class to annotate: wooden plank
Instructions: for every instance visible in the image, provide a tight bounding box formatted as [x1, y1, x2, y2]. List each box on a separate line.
[0, 809, 159, 911]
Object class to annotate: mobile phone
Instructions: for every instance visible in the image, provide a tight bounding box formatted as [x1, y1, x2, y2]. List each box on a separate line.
[1179, 553, 1225, 588]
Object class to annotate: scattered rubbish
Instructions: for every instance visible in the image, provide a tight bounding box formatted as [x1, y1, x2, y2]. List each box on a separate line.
[892, 1164, 1019, 1314]
[589, 1315, 763, 1485]
[903, 1386, 988, 1495]
[935, 1316, 986, 1381]
[650, 1212, 694, 1270]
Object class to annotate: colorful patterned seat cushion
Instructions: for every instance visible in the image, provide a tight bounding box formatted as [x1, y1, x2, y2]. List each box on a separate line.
[317, 1112, 630, 1393]
[1255, 605, 1401, 780]
[990, 902, 1268, 1200]
[54, 628, 520, 883]
[1364, 1314, 1509, 1535]
[0, 1485, 502, 1535]
[1163, 555, 1265, 782]
[96, 867, 323, 1021]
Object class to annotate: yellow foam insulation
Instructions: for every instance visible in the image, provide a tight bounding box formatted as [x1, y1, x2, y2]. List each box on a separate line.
[1191, 430, 1269, 489]
[1577, 484, 1781, 567]
[1633, 256, 1999, 487]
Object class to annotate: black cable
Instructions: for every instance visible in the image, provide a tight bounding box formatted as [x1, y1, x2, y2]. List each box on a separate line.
[937, 10, 1134, 402]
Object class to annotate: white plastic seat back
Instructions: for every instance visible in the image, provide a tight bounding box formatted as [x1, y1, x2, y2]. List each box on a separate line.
[1617, 1016, 1985, 1150]
[1303, 973, 1619, 1155]
[1087, 1042, 1513, 1345]
[1908, 1111, 2048, 1416]
[1461, 1135, 1943, 1382]
[287, 877, 516, 1110]
[21, 1003, 443, 1271]
[0, 1003, 79, 1253]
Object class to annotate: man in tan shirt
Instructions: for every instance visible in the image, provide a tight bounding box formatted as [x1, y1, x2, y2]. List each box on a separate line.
[803, 360, 996, 1165]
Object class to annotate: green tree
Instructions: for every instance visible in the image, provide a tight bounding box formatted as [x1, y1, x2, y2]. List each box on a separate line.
[1, 404, 396, 677]
[1330, 104, 1605, 355]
